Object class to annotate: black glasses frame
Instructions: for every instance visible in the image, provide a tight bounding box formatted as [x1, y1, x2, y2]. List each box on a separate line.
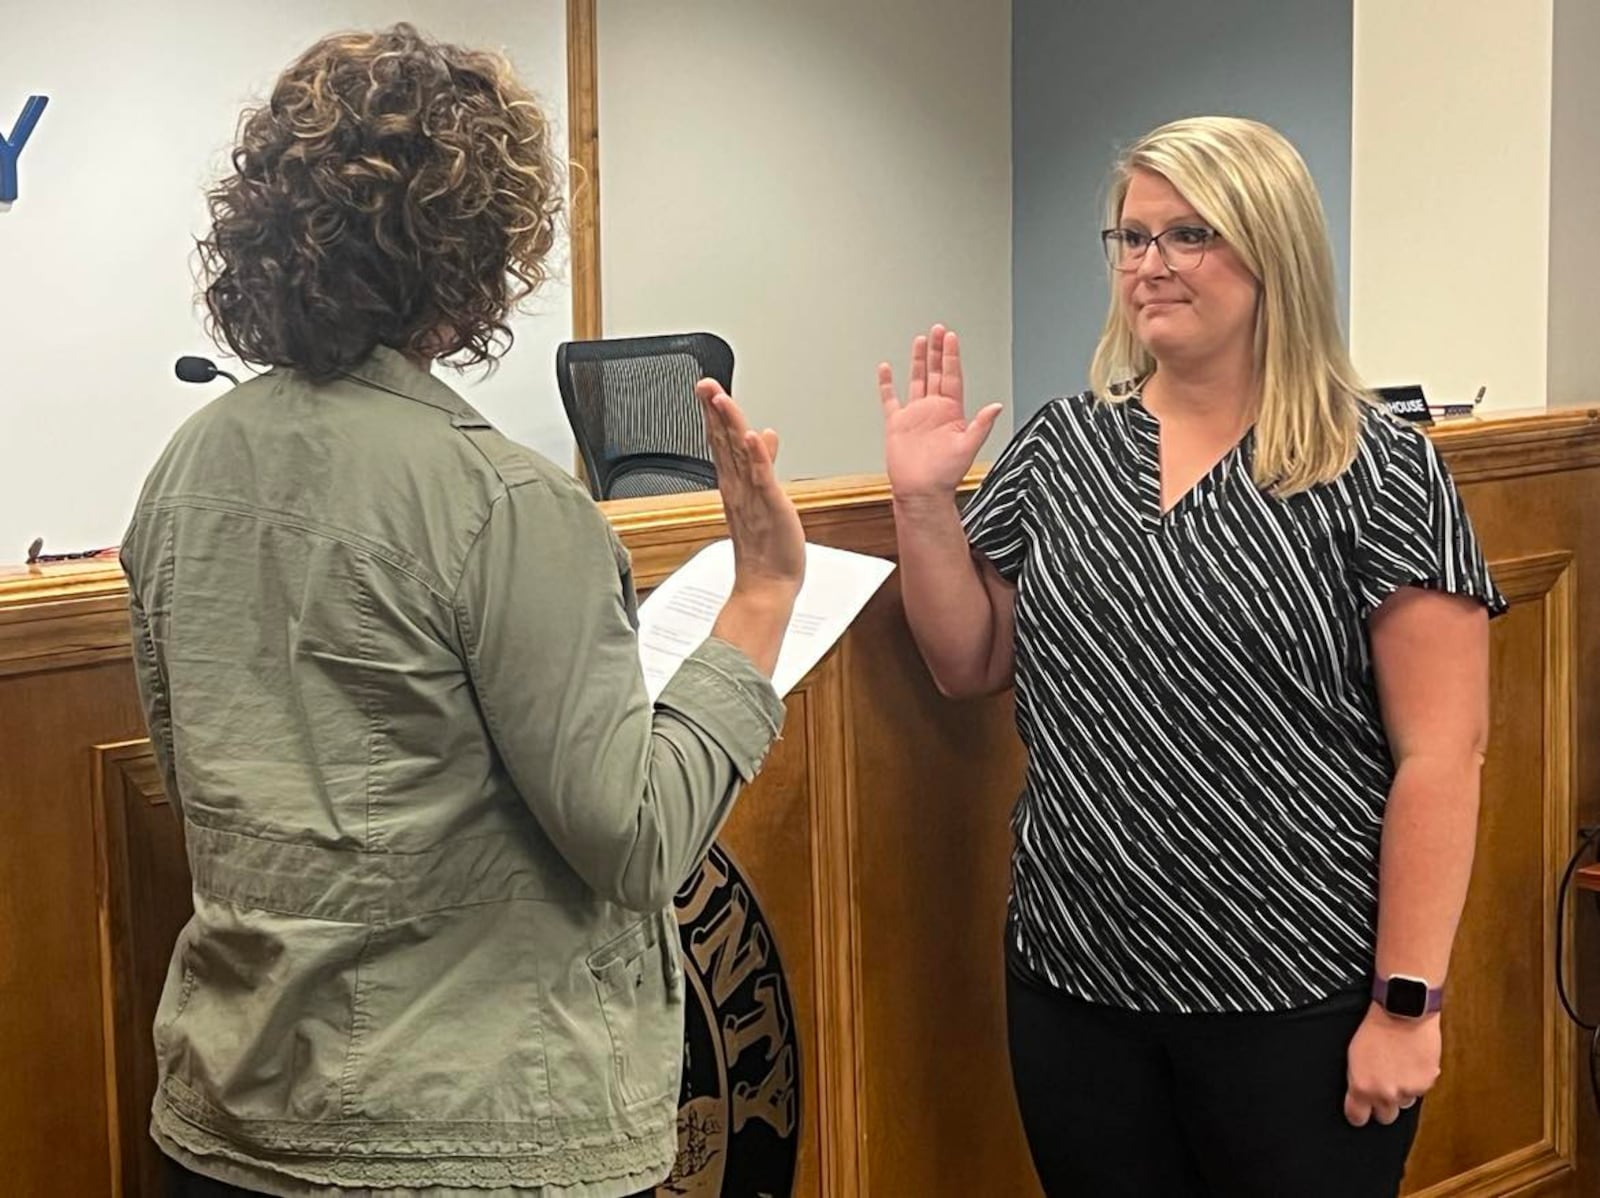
[1100, 225, 1221, 273]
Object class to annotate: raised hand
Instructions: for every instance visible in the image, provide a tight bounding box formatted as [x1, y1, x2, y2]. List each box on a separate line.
[878, 324, 1004, 501]
[695, 379, 806, 602]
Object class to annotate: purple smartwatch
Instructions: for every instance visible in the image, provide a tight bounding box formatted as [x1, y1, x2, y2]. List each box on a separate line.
[1372, 974, 1444, 1019]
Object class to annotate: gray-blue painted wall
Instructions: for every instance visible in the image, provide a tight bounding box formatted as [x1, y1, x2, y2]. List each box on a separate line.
[1011, 1, 1354, 419]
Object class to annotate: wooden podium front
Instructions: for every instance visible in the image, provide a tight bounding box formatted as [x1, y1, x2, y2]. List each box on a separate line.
[3, 410, 1599, 1197]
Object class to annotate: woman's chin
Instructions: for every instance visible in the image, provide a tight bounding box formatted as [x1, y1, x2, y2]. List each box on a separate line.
[1138, 329, 1197, 360]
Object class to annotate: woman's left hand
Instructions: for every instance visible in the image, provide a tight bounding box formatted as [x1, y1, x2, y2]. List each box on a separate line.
[1344, 1005, 1441, 1126]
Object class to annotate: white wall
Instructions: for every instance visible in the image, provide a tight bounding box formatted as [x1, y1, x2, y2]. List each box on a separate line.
[1350, 0, 1554, 413]
[1547, 0, 1600, 410]
[596, 0, 1013, 480]
[0, 2, 571, 565]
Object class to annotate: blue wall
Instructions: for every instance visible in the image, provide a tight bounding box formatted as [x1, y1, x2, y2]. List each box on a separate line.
[1011, 0, 1354, 418]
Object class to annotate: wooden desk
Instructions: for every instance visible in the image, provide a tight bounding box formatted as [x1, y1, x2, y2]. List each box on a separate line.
[1578, 865, 1600, 893]
[4, 411, 1600, 1197]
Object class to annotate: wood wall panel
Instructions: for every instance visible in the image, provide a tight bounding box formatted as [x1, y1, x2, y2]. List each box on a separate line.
[1448, 421, 1600, 1198]
[699, 685, 823, 1197]
[93, 742, 193, 1198]
[1405, 555, 1576, 1197]
[0, 658, 145, 1195]
[843, 581, 1038, 1197]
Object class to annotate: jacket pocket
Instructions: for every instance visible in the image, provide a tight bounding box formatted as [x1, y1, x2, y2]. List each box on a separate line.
[587, 917, 684, 1108]
[152, 924, 198, 1059]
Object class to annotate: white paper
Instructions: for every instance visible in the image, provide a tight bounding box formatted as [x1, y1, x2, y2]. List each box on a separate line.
[637, 540, 896, 700]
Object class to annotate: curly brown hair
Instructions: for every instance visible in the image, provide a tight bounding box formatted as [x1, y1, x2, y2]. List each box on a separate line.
[198, 23, 563, 379]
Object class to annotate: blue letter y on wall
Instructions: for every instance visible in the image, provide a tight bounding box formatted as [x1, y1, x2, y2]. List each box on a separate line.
[0, 96, 49, 207]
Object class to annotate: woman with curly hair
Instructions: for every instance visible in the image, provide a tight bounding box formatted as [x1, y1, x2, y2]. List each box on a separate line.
[121, 24, 804, 1198]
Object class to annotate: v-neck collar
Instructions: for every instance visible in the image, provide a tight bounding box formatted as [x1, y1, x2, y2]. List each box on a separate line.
[1123, 393, 1254, 530]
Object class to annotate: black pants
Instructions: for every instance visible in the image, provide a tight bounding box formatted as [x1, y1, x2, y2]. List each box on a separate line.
[1006, 968, 1421, 1198]
[165, 1159, 270, 1198]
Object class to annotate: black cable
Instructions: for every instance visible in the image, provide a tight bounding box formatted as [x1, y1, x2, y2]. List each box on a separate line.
[1552, 825, 1600, 1113]
[1591, 1025, 1600, 1118]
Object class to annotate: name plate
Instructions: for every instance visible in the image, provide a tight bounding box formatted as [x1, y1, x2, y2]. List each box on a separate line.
[1376, 384, 1433, 425]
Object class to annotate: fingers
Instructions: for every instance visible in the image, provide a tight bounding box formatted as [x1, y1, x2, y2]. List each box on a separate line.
[943, 327, 964, 405]
[743, 429, 778, 491]
[1344, 1086, 1412, 1128]
[877, 362, 900, 417]
[696, 378, 735, 466]
[1343, 1089, 1370, 1128]
[697, 378, 754, 489]
[927, 324, 945, 400]
[697, 380, 788, 512]
[962, 402, 1005, 457]
[907, 325, 960, 403]
[908, 334, 928, 402]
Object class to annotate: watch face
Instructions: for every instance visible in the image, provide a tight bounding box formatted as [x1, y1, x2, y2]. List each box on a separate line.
[1386, 976, 1429, 1018]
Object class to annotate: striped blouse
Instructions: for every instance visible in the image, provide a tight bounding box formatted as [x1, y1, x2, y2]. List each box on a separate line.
[963, 392, 1505, 1014]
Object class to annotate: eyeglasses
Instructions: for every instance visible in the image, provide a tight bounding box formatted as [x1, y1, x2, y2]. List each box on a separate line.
[1100, 225, 1220, 273]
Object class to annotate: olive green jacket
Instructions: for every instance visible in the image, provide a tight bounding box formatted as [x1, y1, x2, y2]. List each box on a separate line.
[121, 348, 785, 1196]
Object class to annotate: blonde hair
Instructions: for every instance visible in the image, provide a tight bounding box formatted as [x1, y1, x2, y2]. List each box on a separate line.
[1088, 116, 1374, 495]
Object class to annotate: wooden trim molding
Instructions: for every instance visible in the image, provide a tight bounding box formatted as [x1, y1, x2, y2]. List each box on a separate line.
[0, 562, 132, 678]
[797, 654, 864, 1197]
[91, 739, 169, 1198]
[1410, 551, 1577, 1198]
[567, 0, 601, 340]
[1430, 407, 1600, 485]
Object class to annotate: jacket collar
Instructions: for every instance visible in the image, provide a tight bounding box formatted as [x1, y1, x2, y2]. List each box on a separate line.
[341, 345, 489, 425]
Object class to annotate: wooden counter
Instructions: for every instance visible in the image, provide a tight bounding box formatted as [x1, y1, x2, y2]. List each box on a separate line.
[3, 409, 1598, 1197]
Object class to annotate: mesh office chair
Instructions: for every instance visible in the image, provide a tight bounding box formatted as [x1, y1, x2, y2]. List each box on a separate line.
[556, 332, 733, 501]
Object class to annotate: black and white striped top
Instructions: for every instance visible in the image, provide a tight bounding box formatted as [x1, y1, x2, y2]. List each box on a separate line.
[963, 392, 1505, 1014]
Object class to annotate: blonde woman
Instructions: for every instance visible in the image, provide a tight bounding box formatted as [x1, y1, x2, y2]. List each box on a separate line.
[878, 117, 1502, 1197]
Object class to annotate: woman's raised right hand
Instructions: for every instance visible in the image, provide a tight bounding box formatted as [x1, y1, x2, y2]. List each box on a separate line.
[696, 379, 806, 602]
[878, 324, 1004, 501]
[696, 379, 805, 679]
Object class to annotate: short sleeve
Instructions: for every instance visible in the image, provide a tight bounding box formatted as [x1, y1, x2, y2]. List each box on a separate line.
[962, 403, 1052, 582]
[1354, 427, 1508, 619]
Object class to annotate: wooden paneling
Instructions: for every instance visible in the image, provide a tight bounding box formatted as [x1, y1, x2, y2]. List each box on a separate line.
[93, 742, 192, 1198]
[0, 562, 129, 678]
[1430, 408, 1600, 485]
[4, 408, 1599, 1197]
[1445, 417, 1600, 1198]
[1405, 554, 1576, 1197]
[844, 581, 1037, 1197]
[798, 656, 864, 1196]
[0, 657, 145, 1195]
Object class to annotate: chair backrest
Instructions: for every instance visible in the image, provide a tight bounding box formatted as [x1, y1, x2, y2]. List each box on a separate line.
[555, 332, 734, 500]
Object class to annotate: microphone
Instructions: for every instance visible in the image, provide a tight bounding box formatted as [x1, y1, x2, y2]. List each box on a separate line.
[175, 355, 241, 386]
